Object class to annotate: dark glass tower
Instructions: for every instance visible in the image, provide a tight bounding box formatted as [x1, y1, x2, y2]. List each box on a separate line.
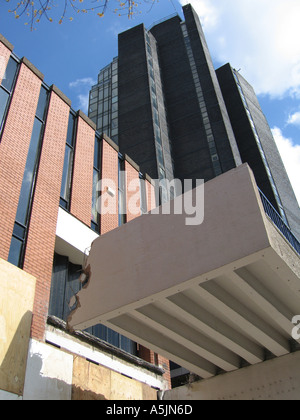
[89, 4, 242, 197]
[88, 3, 300, 238]
[216, 63, 300, 239]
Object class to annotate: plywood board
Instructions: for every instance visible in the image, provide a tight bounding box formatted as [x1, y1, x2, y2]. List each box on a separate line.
[0, 259, 36, 395]
[72, 355, 158, 400]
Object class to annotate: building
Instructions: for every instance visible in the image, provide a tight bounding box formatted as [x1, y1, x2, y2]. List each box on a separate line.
[0, 33, 170, 400]
[69, 162, 300, 400]
[89, 4, 300, 236]
[89, 4, 241, 200]
[216, 63, 300, 239]
[1, 3, 300, 401]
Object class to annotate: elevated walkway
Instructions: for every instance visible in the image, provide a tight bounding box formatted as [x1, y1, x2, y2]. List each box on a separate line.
[68, 164, 300, 380]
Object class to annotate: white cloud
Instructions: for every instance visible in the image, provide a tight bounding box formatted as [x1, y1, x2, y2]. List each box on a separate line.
[69, 77, 96, 114]
[180, 0, 300, 98]
[77, 94, 90, 114]
[69, 77, 96, 89]
[271, 127, 300, 205]
[287, 111, 300, 127]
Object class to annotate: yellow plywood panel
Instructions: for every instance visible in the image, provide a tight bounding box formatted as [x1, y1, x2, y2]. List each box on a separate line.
[72, 356, 111, 400]
[142, 382, 157, 400]
[72, 356, 157, 400]
[110, 370, 143, 400]
[0, 259, 36, 396]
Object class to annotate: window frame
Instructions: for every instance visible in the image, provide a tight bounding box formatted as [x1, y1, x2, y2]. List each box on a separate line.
[0, 55, 20, 139]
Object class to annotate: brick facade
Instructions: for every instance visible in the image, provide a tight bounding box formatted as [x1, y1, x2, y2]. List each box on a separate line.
[0, 35, 171, 389]
[100, 139, 119, 234]
[70, 112, 95, 226]
[0, 61, 42, 260]
[23, 88, 70, 340]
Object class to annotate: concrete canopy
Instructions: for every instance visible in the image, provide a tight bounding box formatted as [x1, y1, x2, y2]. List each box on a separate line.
[68, 164, 300, 378]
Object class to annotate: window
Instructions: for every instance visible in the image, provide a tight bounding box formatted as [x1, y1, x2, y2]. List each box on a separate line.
[89, 89, 98, 101]
[156, 143, 164, 168]
[181, 22, 222, 177]
[88, 59, 119, 144]
[49, 253, 137, 355]
[60, 112, 76, 209]
[112, 102, 118, 113]
[154, 108, 159, 126]
[147, 43, 152, 56]
[112, 60, 118, 71]
[89, 102, 97, 114]
[103, 99, 109, 112]
[98, 102, 103, 114]
[8, 85, 49, 268]
[0, 88, 9, 130]
[111, 118, 118, 129]
[91, 135, 101, 232]
[0, 56, 19, 136]
[104, 86, 109, 98]
[104, 69, 110, 80]
[140, 177, 148, 214]
[118, 157, 126, 226]
[15, 118, 43, 225]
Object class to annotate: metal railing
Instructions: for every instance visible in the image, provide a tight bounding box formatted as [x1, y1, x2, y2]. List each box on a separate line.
[259, 189, 300, 255]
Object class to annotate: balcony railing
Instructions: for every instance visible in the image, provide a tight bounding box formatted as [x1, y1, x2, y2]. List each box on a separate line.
[259, 189, 300, 255]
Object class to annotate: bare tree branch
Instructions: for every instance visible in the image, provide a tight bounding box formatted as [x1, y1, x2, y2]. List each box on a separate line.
[5, 0, 158, 30]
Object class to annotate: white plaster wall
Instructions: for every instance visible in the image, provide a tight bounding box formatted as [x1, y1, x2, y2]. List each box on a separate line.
[23, 339, 73, 400]
[55, 207, 99, 265]
[45, 325, 167, 391]
[0, 390, 22, 400]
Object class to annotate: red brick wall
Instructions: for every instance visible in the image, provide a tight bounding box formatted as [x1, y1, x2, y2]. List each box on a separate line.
[70, 114, 95, 226]
[138, 346, 171, 389]
[23, 89, 70, 341]
[157, 355, 171, 389]
[0, 62, 42, 260]
[100, 140, 119, 235]
[0, 38, 171, 380]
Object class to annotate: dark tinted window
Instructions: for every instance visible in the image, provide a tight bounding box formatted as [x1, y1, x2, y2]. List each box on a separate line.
[66, 113, 75, 146]
[2, 57, 18, 92]
[0, 88, 9, 125]
[35, 86, 48, 120]
[16, 119, 43, 225]
[8, 236, 23, 267]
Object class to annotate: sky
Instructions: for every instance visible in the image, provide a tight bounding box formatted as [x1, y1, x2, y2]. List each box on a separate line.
[0, 0, 299, 205]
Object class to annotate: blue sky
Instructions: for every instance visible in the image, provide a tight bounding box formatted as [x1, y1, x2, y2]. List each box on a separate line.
[0, 0, 299, 204]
